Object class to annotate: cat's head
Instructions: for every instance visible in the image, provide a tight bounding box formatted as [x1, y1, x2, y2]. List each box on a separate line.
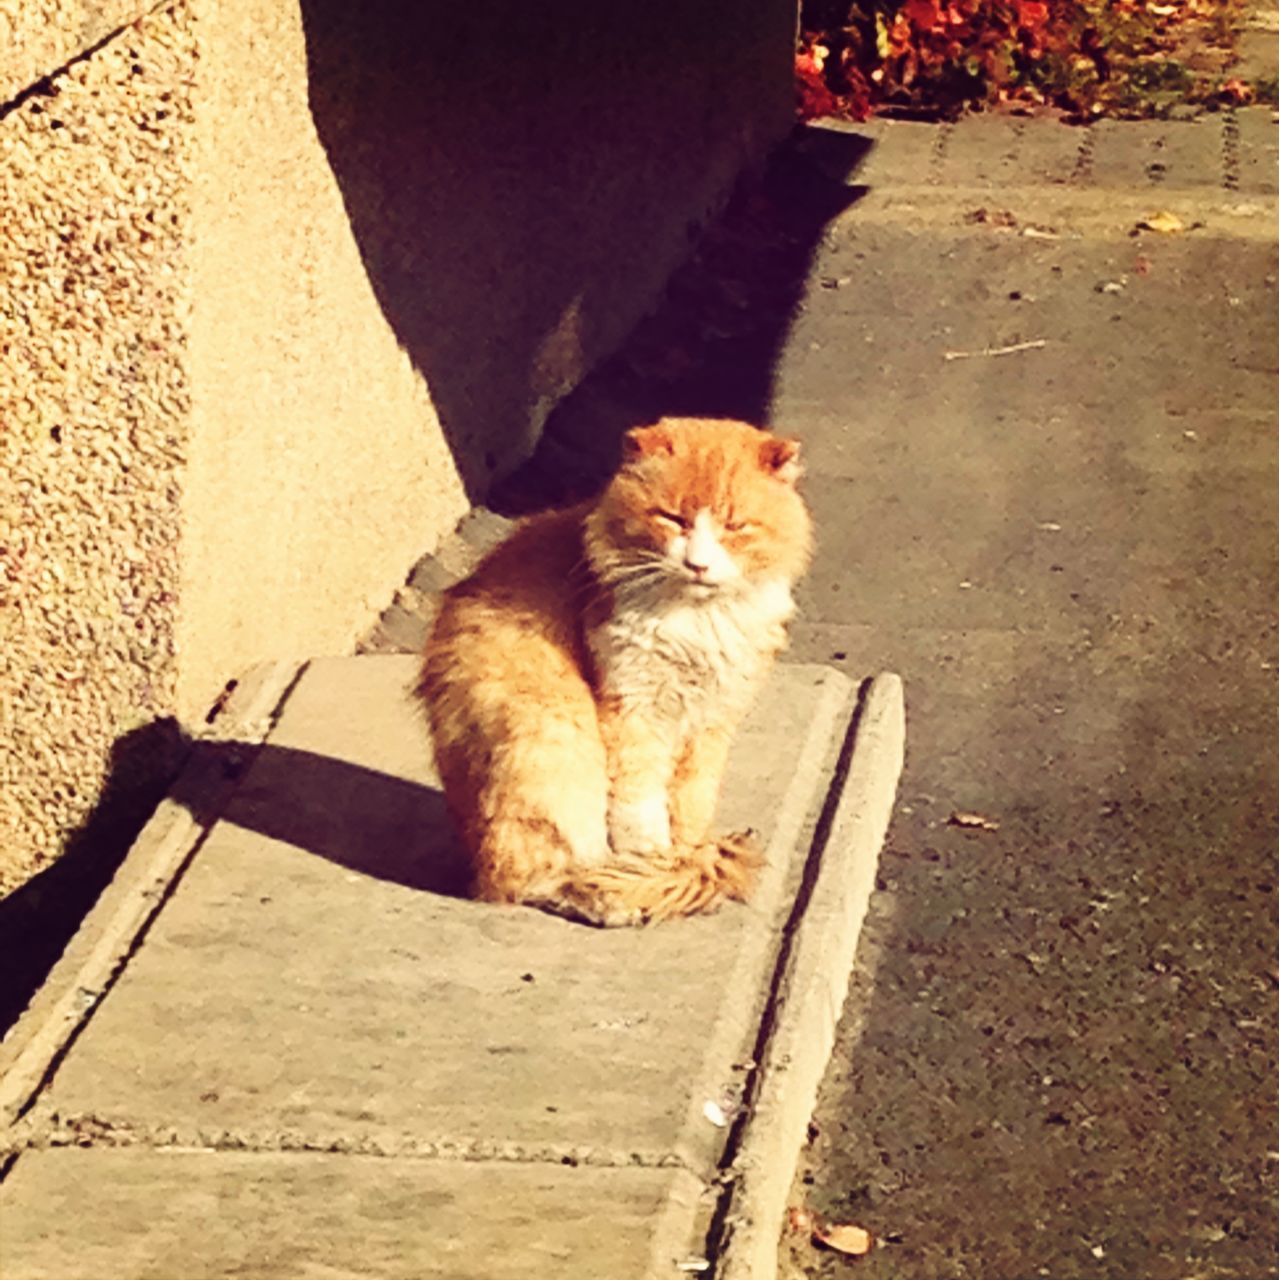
[585, 417, 812, 597]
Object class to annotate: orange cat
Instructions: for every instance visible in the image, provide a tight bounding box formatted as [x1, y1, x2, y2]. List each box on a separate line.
[418, 417, 812, 926]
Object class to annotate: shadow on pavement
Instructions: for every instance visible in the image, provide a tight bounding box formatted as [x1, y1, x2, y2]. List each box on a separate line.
[0, 720, 187, 1040]
[1, 728, 467, 1043]
[173, 742, 469, 899]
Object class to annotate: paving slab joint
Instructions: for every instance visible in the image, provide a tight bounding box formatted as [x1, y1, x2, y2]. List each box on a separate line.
[1223, 109, 1242, 191]
[0, 661, 308, 1135]
[928, 120, 953, 185]
[1, 1109, 689, 1172]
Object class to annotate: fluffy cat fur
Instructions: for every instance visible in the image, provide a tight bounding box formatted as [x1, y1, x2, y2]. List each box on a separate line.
[418, 416, 812, 926]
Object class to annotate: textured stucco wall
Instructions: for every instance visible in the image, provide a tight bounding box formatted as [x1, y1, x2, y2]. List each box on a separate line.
[1, 2, 194, 894]
[1, 0, 795, 893]
[177, 0, 468, 720]
[0, 0, 152, 103]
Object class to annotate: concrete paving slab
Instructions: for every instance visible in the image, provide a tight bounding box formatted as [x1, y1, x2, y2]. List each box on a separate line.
[27, 658, 848, 1170]
[1235, 106, 1279, 195]
[0, 660, 305, 1128]
[940, 115, 1084, 189]
[1090, 117, 1225, 190]
[1, 656, 906, 1277]
[0, 1148, 701, 1280]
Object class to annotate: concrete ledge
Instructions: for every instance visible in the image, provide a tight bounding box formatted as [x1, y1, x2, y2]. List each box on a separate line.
[712, 675, 906, 1280]
[1, 659, 905, 1277]
[0, 661, 304, 1128]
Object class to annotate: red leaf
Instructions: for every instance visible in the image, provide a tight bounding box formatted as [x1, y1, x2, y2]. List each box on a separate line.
[904, 0, 943, 32]
[1015, 0, 1049, 29]
[1220, 77, 1254, 104]
[795, 52, 840, 120]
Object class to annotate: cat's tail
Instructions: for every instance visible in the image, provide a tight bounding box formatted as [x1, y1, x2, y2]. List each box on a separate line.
[559, 831, 763, 927]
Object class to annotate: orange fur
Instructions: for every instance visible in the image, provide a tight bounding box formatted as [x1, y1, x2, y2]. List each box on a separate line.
[418, 417, 812, 926]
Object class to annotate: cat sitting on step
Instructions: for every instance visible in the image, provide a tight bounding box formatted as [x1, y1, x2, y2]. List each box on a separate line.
[418, 417, 812, 926]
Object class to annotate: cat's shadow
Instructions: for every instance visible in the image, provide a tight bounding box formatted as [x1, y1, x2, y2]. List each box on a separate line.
[171, 741, 469, 897]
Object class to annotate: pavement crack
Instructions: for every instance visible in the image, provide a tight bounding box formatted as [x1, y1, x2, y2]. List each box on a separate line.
[1071, 125, 1095, 186]
[928, 120, 953, 185]
[1223, 109, 1241, 191]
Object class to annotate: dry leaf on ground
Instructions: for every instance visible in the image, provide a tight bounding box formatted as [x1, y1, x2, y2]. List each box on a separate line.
[814, 1221, 874, 1256]
[965, 207, 1018, 228]
[1220, 77, 1254, 104]
[1136, 211, 1184, 234]
[949, 810, 1001, 832]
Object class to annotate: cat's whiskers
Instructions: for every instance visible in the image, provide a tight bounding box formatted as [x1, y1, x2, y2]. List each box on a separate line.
[591, 552, 675, 593]
[597, 555, 677, 589]
[564, 552, 666, 611]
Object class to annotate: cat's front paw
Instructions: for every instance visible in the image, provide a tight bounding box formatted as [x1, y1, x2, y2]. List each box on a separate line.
[608, 794, 671, 857]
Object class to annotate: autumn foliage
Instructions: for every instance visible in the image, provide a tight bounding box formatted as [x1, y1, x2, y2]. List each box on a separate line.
[798, 0, 1247, 120]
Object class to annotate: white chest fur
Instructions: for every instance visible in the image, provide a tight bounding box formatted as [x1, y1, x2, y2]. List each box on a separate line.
[590, 577, 794, 728]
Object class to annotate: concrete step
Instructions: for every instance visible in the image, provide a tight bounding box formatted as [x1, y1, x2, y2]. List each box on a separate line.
[0, 656, 904, 1280]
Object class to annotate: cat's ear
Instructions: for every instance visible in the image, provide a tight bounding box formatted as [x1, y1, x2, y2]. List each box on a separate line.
[622, 423, 675, 463]
[760, 435, 802, 484]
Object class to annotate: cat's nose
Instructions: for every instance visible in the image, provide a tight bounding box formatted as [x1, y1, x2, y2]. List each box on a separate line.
[685, 556, 710, 578]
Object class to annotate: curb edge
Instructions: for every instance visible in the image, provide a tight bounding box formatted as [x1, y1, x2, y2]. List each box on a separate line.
[712, 672, 906, 1280]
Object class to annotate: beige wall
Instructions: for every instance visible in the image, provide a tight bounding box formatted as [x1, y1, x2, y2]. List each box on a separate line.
[180, 0, 468, 719]
[1, 0, 795, 891]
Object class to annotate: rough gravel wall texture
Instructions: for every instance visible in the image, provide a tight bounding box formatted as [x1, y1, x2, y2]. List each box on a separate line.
[0, 3, 194, 894]
[0, 1, 155, 104]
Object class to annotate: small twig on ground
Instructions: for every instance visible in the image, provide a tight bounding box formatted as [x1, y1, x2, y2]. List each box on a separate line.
[944, 338, 1048, 362]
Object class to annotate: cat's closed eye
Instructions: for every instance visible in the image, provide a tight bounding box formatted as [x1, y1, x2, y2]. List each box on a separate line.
[650, 508, 689, 529]
[724, 518, 755, 532]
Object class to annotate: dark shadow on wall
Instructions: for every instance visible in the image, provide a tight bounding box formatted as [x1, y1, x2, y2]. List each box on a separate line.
[491, 128, 874, 513]
[0, 727, 467, 1043]
[297, 0, 837, 499]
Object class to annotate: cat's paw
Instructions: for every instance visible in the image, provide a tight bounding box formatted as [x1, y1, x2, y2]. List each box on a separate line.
[532, 884, 648, 929]
[607, 794, 672, 857]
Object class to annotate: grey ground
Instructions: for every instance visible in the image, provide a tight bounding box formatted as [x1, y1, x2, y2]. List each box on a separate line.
[779, 117, 1279, 1276]
[414, 106, 1276, 1278]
